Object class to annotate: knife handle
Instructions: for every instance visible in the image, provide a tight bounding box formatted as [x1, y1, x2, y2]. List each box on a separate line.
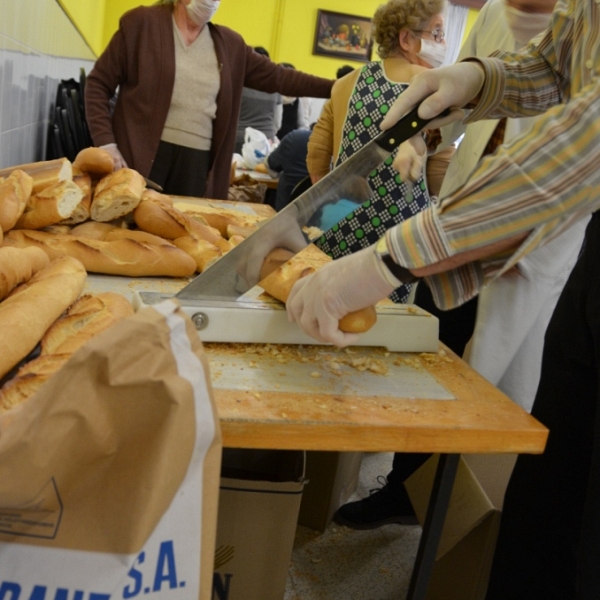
[373, 106, 451, 153]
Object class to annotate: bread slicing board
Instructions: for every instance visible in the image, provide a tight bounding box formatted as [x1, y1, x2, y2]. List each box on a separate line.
[133, 290, 439, 352]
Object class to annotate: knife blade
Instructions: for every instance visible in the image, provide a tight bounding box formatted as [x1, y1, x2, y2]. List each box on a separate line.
[176, 105, 447, 301]
[144, 177, 164, 192]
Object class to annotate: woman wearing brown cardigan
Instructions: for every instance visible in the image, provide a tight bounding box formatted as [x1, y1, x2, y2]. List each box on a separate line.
[85, 0, 333, 199]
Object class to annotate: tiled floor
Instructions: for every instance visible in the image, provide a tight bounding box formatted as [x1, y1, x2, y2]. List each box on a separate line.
[285, 452, 422, 599]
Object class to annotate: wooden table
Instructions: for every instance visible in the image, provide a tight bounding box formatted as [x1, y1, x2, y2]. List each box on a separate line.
[205, 342, 547, 600]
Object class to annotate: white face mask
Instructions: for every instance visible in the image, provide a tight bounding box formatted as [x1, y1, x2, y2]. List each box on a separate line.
[185, 0, 220, 27]
[417, 38, 447, 68]
[504, 4, 552, 47]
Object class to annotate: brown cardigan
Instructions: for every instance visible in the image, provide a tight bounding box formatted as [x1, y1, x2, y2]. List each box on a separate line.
[85, 4, 333, 199]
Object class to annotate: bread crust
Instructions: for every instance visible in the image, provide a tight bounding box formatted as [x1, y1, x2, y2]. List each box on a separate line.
[73, 147, 115, 176]
[0, 256, 87, 379]
[3, 229, 196, 277]
[173, 236, 222, 273]
[15, 180, 84, 230]
[60, 171, 92, 225]
[0, 246, 50, 300]
[259, 245, 377, 334]
[91, 168, 146, 222]
[0, 158, 72, 194]
[0, 170, 33, 232]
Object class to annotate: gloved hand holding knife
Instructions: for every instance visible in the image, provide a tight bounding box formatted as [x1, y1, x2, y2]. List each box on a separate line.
[286, 62, 486, 346]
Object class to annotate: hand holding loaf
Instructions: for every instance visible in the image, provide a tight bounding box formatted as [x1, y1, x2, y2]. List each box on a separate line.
[259, 245, 378, 337]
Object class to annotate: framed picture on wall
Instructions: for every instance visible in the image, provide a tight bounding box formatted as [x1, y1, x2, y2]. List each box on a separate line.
[312, 10, 373, 63]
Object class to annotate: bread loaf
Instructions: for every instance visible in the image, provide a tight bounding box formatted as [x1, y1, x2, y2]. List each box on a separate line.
[72, 147, 114, 177]
[15, 179, 84, 230]
[0, 246, 50, 300]
[142, 188, 173, 206]
[0, 256, 86, 379]
[0, 291, 133, 413]
[226, 223, 258, 239]
[259, 245, 377, 334]
[0, 158, 72, 194]
[175, 202, 264, 238]
[3, 229, 197, 278]
[173, 236, 222, 273]
[41, 292, 134, 356]
[0, 170, 33, 232]
[91, 168, 146, 222]
[60, 170, 92, 225]
[134, 198, 232, 251]
[72, 221, 176, 246]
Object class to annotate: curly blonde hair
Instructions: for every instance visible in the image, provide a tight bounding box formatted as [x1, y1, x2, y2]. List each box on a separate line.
[372, 0, 445, 58]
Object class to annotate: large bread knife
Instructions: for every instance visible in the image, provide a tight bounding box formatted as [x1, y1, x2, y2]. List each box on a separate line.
[176, 106, 447, 301]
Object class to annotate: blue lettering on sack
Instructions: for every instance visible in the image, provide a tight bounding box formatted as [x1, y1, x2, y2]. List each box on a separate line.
[122, 540, 185, 598]
[0, 583, 110, 600]
[211, 574, 233, 600]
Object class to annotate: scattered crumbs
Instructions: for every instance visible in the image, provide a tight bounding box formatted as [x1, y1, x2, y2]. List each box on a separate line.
[310, 558, 322, 564]
[281, 412, 288, 418]
[350, 406, 358, 410]
[310, 371, 321, 378]
[275, 384, 281, 389]
[406, 306, 418, 314]
[252, 392, 261, 398]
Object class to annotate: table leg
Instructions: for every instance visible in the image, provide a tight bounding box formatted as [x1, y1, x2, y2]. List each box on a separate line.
[406, 453, 460, 600]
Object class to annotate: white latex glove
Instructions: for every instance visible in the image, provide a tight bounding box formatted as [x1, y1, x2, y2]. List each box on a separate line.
[100, 143, 127, 170]
[286, 245, 397, 347]
[394, 136, 428, 186]
[380, 62, 486, 132]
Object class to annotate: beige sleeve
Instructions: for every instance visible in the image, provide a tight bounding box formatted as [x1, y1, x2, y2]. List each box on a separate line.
[426, 145, 456, 198]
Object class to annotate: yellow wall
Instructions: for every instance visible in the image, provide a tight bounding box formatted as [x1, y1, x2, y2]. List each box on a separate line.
[94, 1, 481, 76]
[58, 0, 106, 56]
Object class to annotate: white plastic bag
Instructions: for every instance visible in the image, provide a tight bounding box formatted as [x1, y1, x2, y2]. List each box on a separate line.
[241, 127, 270, 170]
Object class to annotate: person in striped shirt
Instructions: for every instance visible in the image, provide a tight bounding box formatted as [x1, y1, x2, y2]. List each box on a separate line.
[287, 0, 600, 595]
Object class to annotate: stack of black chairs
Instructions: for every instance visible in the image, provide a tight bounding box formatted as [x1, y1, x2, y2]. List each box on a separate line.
[46, 68, 93, 161]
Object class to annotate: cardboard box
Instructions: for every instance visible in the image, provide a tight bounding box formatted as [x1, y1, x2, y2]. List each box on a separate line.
[213, 449, 305, 600]
[298, 451, 362, 531]
[405, 453, 517, 600]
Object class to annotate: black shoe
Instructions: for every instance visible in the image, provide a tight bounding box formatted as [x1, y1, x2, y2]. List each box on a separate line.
[333, 477, 419, 530]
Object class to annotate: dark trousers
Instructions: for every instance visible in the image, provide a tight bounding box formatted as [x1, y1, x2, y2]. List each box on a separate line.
[387, 283, 479, 493]
[148, 140, 210, 197]
[487, 212, 599, 599]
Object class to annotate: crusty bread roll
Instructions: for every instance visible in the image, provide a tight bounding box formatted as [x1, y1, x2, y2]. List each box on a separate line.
[15, 179, 84, 230]
[0, 246, 50, 300]
[175, 202, 264, 238]
[142, 188, 173, 206]
[134, 198, 232, 252]
[226, 223, 258, 239]
[3, 229, 196, 278]
[72, 221, 175, 246]
[0, 256, 86, 379]
[41, 292, 134, 356]
[91, 168, 146, 222]
[259, 245, 377, 334]
[72, 147, 114, 177]
[0, 353, 72, 413]
[0, 170, 33, 232]
[173, 236, 222, 273]
[0, 158, 72, 194]
[0, 291, 133, 413]
[60, 170, 92, 225]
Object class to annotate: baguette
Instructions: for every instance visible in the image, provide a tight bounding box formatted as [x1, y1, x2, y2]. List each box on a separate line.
[0, 170, 33, 232]
[175, 202, 264, 238]
[0, 158, 72, 194]
[0, 246, 50, 300]
[71, 221, 174, 247]
[0, 256, 86, 379]
[142, 188, 173, 206]
[72, 147, 114, 177]
[259, 245, 377, 334]
[41, 292, 134, 356]
[60, 170, 92, 225]
[173, 236, 222, 273]
[3, 229, 196, 278]
[0, 354, 72, 414]
[134, 198, 232, 251]
[15, 179, 84, 230]
[91, 168, 146, 222]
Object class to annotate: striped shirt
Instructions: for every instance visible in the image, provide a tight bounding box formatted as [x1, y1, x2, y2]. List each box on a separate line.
[386, 0, 600, 309]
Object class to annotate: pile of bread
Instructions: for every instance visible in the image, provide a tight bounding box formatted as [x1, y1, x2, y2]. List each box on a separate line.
[0, 148, 266, 278]
[0, 245, 135, 414]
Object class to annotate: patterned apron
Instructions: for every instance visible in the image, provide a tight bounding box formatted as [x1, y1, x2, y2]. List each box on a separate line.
[315, 61, 431, 303]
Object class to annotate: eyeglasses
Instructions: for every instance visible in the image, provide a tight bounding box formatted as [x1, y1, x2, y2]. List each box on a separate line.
[413, 29, 445, 43]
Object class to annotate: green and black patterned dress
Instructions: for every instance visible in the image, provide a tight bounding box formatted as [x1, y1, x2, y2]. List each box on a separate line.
[315, 62, 431, 303]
